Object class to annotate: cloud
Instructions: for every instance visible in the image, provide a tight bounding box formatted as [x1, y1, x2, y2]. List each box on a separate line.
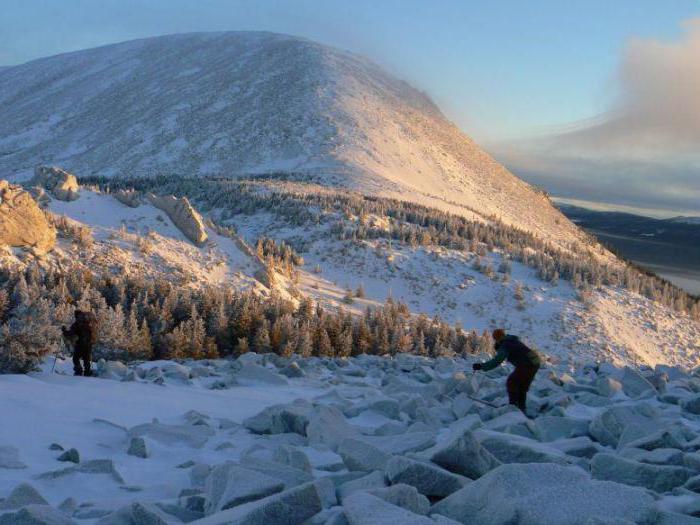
[556, 18, 700, 159]
[493, 19, 700, 215]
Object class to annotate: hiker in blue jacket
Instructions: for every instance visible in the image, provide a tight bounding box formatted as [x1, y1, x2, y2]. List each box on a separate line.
[473, 329, 541, 412]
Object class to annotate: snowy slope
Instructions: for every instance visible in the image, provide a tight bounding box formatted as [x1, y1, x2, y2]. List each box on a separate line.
[1, 353, 700, 523]
[24, 189, 266, 293]
[0, 32, 583, 246]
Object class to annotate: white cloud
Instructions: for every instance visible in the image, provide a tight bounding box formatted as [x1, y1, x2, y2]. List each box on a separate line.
[493, 19, 700, 215]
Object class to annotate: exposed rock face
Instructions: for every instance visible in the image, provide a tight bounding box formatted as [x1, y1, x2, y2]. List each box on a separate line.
[146, 193, 208, 245]
[0, 180, 56, 255]
[113, 189, 141, 208]
[30, 166, 80, 201]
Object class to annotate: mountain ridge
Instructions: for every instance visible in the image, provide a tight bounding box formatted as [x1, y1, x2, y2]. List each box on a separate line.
[0, 31, 586, 249]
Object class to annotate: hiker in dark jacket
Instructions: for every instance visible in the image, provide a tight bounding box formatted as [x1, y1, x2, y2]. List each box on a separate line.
[62, 310, 98, 376]
[472, 329, 541, 412]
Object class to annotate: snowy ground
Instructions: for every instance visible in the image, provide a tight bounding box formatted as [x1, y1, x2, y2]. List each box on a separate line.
[2, 353, 700, 524]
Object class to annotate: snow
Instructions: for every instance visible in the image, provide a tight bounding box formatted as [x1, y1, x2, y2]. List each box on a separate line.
[2, 352, 700, 523]
[45, 190, 264, 291]
[0, 31, 590, 253]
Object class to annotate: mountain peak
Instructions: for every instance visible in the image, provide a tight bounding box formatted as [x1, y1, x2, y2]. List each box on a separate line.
[0, 31, 584, 247]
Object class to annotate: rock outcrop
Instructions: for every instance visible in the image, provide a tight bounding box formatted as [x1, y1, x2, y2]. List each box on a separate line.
[146, 193, 208, 245]
[30, 166, 80, 201]
[0, 180, 56, 255]
[114, 189, 141, 208]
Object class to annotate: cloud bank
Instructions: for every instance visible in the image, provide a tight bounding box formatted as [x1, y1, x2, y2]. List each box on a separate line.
[494, 18, 700, 216]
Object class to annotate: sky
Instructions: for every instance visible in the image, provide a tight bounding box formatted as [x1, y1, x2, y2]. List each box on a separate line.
[1, 0, 699, 217]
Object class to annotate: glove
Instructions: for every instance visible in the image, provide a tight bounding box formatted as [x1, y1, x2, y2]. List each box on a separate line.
[472, 363, 482, 371]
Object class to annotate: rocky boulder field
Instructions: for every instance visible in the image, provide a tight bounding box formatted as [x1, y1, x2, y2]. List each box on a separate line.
[2, 353, 700, 524]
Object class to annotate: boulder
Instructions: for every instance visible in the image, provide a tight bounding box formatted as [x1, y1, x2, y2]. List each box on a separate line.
[113, 189, 141, 208]
[96, 501, 174, 524]
[57, 448, 80, 464]
[619, 367, 656, 398]
[30, 166, 79, 201]
[476, 430, 572, 465]
[0, 483, 48, 510]
[430, 463, 657, 525]
[533, 416, 590, 442]
[204, 462, 285, 514]
[279, 362, 305, 378]
[127, 437, 149, 459]
[128, 420, 214, 448]
[385, 456, 468, 497]
[337, 471, 388, 502]
[189, 478, 335, 525]
[342, 492, 435, 525]
[591, 453, 693, 493]
[38, 459, 124, 484]
[365, 484, 430, 515]
[0, 445, 26, 469]
[357, 431, 436, 455]
[272, 445, 312, 473]
[618, 447, 685, 466]
[339, 438, 390, 472]
[596, 377, 623, 398]
[96, 360, 128, 380]
[0, 180, 56, 254]
[429, 429, 501, 479]
[146, 193, 208, 245]
[243, 401, 313, 435]
[235, 364, 288, 386]
[0, 505, 77, 525]
[588, 404, 658, 447]
[238, 457, 313, 488]
[307, 406, 359, 451]
[549, 436, 603, 459]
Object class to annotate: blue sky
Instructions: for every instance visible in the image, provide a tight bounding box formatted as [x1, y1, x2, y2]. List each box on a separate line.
[1, 0, 699, 215]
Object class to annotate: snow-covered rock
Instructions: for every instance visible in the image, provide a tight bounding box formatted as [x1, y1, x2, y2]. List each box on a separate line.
[430, 463, 658, 525]
[204, 462, 285, 514]
[590, 453, 693, 493]
[385, 456, 468, 497]
[428, 429, 500, 479]
[30, 166, 79, 202]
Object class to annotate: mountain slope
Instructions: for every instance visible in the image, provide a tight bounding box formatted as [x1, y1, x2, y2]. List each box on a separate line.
[0, 31, 583, 246]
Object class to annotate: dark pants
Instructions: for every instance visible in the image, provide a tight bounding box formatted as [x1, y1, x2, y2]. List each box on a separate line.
[506, 364, 539, 412]
[73, 347, 92, 376]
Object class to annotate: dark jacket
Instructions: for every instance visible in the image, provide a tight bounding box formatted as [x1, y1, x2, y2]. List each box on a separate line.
[481, 335, 541, 371]
[63, 312, 98, 352]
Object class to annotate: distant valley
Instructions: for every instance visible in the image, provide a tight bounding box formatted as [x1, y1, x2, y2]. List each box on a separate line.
[559, 204, 700, 295]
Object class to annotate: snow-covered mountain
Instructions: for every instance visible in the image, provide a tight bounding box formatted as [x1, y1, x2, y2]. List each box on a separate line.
[0, 32, 582, 246]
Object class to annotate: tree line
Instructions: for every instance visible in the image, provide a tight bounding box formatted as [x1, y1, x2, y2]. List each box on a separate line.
[0, 263, 492, 373]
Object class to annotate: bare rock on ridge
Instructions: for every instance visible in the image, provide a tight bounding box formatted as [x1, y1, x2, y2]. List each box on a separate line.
[30, 166, 80, 201]
[0, 180, 56, 255]
[147, 193, 208, 245]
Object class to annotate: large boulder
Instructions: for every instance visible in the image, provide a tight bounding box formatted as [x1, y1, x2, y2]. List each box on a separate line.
[590, 453, 693, 493]
[588, 404, 659, 447]
[128, 420, 214, 448]
[96, 502, 175, 524]
[0, 180, 56, 254]
[307, 406, 359, 451]
[242, 401, 313, 435]
[342, 492, 436, 525]
[339, 438, 390, 472]
[204, 462, 285, 514]
[235, 364, 288, 386]
[619, 367, 656, 398]
[188, 478, 335, 525]
[385, 456, 468, 497]
[430, 463, 658, 525]
[147, 193, 208, 245]
[428, 429, 501, 479]
[366, 484, 430, 515]
[0, 483, 48, 510]
[0, 504, 77, 525]
[30, 166, 79, 201]
[475, 430, 572, 465]
[532, 416, 590, 442]
[357, 431, 436, 456]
